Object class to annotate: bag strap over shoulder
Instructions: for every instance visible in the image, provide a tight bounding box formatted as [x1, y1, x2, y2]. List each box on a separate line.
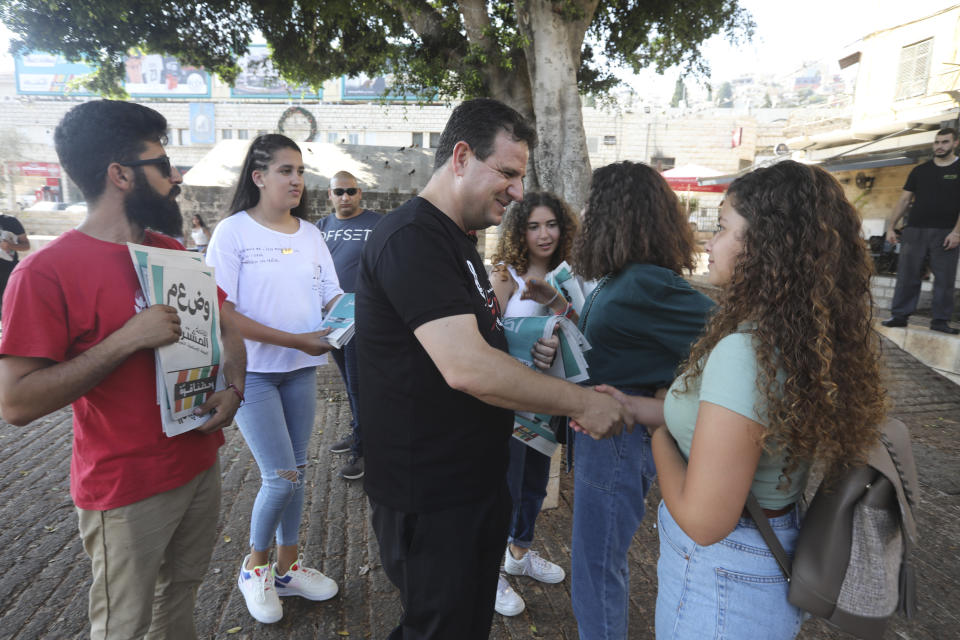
[870, 417, 919, 543]
[745, 493, 792, 580]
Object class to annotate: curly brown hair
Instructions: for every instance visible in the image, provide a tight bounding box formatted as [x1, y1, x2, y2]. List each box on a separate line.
[490, 191, 579, 275]
[680, 161, 886, 478]
[572, 161, 697, 280]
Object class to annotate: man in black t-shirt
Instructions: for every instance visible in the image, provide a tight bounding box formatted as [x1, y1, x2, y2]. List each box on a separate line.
[0, 213, 30, 316]
[883, 128, 960, 334]
[317, 170, 382, 481]
[356, 98, 627, 639]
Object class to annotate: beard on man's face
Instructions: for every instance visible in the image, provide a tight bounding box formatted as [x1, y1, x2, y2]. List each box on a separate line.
[124, 170, 184, 237]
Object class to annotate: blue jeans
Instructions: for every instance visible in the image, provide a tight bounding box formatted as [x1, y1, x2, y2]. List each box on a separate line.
[571, 413, 657, 640]
[505, 436, 551, 547]
[655, 500, 804, 640]
[330, 340, 362, 457]
[235, 367, 317, 551]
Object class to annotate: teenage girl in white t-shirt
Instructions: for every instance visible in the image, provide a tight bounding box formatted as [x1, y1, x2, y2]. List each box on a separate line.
[206, 134, 344, 624]
[488, 192, 579, 616]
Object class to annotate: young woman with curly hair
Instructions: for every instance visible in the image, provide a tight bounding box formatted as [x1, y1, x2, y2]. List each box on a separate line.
[595, 161, 886, 639]
[488, 192, 579, 616]
[569, 162, 714, 639]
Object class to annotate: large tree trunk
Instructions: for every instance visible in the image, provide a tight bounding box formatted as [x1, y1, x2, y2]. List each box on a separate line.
[515, 0, 598, 211]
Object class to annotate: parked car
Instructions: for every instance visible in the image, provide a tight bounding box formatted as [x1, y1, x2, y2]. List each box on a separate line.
[15, 195, 37, 210]
[24, 200, 71, 213]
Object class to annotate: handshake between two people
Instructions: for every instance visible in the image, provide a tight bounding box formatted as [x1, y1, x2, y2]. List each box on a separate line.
[570, 384, 666, 440]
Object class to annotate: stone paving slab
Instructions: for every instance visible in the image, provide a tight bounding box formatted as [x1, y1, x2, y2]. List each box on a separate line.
[1, 337, 958, 639]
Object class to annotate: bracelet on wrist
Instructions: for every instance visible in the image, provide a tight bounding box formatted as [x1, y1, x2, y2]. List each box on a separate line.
[555, 302, 575, 319]
[226, 383, 244, 405]
[545, 289, 559, 306]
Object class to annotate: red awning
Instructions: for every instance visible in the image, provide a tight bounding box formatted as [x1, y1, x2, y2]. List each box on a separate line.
[663, 176, 727, 193]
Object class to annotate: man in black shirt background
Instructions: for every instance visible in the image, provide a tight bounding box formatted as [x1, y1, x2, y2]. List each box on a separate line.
[356, 98, 627, 639]
[883, 127, 960, 333]
[0, 213, 30, 318]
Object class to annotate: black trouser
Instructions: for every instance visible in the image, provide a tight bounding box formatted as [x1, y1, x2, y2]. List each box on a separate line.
[330, 340, 362, 457]
[891, 226, 960, 322]
[370, 483, 511, 640]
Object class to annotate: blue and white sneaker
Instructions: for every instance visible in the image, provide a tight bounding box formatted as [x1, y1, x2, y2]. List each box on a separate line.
[237, 555, 282, 623]
[274, 555, 339, 601]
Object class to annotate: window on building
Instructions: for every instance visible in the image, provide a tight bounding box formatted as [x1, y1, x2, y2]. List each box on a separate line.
[237, 129, 249, 140]
[650, 156, 675, 171]
[603, 135, 617, 146]
[412, 132, 424, 147]
[895, 38, 933, 100]
[328, 132, 340, 143]
[258, 130, 268, 136]
[347, 133, 360, 145]
[694, 207, 720, 232]
[178, 129, 191, 146]
[221, 129, 233, 140]
[429, 132, 441, 148]
[164, 129, 175, 146]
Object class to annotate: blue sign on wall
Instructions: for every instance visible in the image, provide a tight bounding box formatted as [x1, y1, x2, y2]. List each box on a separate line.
[189, 103, 216, 144]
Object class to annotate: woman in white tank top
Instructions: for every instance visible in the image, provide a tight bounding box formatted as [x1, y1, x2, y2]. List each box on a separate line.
[487, 192, 579, 616]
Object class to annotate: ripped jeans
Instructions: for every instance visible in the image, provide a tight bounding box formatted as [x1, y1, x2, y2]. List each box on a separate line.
[235, 367, 317, 551]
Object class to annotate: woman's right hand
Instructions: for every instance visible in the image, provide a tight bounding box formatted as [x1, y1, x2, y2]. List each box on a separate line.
[593, 383, 665, 434]
[293, 328, 334, 356]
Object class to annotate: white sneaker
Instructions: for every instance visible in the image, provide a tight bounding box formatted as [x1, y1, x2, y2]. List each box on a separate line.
[494, 574, 525, 616]
[504, 548, 566, 584]
[238, 555, 282, 623]
[273, 555, 339, 601]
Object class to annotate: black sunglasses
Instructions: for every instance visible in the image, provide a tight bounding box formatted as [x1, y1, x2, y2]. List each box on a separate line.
[332, 188, 358, 196]
[120, 156, 173, 177]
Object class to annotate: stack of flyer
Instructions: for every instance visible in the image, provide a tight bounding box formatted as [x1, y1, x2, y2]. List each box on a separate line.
[127, 243, 224, 437]
[502, 315, 591, 456]
[317, 292, 355, 348]
[546, 261, 590, 314]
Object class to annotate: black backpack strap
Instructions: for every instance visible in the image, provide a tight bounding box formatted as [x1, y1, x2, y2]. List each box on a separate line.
[746, 492, 792, 581]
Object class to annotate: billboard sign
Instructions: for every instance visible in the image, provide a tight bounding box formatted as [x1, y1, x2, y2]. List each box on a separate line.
[15, 51, 211, 97]
[341, 73, 419, 101]
[230, 44, 321, 99]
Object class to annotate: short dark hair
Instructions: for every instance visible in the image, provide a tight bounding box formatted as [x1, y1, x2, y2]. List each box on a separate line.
[53, 100, 168, 202]
[433, 98, 537, 171]
[573, 161, 697, 279]
[227, 134, 309, 219]
[937, 127, 958, 141]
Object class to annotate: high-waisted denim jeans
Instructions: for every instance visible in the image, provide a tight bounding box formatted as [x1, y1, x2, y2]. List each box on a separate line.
[505, 436, 551, 548]
[655, 500, 804, 640]
[571, 396, 657, 640]
[235, 366, 317, 551]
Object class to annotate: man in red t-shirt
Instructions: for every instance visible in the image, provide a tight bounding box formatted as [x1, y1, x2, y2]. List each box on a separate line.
[0, 100, 247, 640]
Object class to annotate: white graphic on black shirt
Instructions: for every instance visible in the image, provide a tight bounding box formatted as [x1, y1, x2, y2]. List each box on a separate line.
[465, 260, 503, 331]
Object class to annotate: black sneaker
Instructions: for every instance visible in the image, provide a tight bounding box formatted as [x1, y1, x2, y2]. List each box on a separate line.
[329, 436, 353, 454]
[339, 456, 364, 480]
[881, 317, 908, 328]
[930, 321, 959, 335]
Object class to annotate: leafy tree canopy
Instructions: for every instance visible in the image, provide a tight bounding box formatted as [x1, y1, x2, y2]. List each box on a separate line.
[0, 0, 753, 102]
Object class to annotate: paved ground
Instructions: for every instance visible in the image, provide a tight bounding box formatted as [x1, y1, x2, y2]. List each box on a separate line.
[1, 336, 958, 639]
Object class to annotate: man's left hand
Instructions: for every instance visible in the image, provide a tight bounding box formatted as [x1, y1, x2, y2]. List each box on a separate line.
[944, 231, 960, 250]
[192, 388, 242, 434]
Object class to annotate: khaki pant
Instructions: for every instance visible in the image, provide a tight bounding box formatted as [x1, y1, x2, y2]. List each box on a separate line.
[76, 460, 221, 640]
